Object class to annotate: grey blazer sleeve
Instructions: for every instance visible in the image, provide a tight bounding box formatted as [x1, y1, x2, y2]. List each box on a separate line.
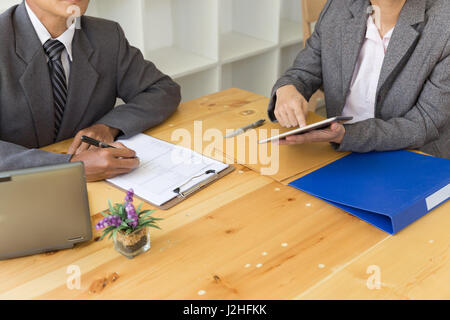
[267, 0, 331, 121]
[95, 23, 181, 138]
[0, 140, 72, 171]
[337, 36, 450, 154]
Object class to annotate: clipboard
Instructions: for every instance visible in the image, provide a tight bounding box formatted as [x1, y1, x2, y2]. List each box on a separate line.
[158, 165, 235, 210]
[107, 165, 235, 211]
[106, 134, 234, 210]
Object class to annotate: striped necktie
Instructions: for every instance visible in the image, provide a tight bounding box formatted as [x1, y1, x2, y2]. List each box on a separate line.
[43, 39, 67, 138]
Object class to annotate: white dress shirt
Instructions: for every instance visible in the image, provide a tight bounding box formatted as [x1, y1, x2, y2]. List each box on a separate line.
[25, 1, 75, 83]
[342, 16, 394, 124]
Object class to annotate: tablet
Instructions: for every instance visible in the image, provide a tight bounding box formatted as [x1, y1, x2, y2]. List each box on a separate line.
[258, 116, 353, 144]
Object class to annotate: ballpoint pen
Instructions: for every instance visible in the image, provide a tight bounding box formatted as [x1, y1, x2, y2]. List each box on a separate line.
[225, 119, 266, 139]
[81, 135, 116, 148]
[80, 136, 141, 160]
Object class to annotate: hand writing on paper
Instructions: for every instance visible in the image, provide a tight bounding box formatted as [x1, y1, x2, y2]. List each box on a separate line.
[277, 122, 346, 145]
[274, 85, 309, 128]
[70, 142, 139, 182]
[68, 124, 120, 155]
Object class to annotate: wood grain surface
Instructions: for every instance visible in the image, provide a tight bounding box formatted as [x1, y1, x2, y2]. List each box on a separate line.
[0, 88, 448, 300]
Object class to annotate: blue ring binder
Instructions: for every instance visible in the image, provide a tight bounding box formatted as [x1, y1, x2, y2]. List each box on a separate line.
[288, 150, 450, 234]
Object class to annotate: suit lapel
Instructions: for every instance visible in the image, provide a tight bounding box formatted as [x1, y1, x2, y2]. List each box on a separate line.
[376, 0, 425, 102]
[15, 2, 55, 147]
[341, 0, 370, 109]
[56, 27, 99, 141]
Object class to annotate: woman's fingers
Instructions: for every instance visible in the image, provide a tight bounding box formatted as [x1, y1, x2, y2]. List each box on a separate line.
[277, 123, 345, 145]
[275, 105, 289, 127]
[294, 101, 308, 128]
[285, 108, 299, 127]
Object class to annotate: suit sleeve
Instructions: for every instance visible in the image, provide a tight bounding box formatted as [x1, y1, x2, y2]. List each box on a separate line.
[336, 35, 450, 155]
[267, 0, 332, 121]
[95, 23, 181, 138]
[0, 140, 72, 171]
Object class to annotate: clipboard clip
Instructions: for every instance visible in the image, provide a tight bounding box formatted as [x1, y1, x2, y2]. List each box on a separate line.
[173, 170, 218, 199]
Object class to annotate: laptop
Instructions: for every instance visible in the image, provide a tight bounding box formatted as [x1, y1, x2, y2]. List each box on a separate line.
[0, 162, 92, 260]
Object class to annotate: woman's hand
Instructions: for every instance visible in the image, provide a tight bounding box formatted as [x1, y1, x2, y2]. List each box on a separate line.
[278, 122, 346, 145]
[274, 85, 309, 128]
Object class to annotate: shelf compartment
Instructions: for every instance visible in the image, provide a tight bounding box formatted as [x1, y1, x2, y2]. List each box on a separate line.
[280, 20, 303, 47]
[221, 49, 279, 98]
[147, 46, 216, 79]
[175, 67, 220, 102]
[142, 0, 218, 79]
[280, 0, 303, 47]
[220, 0, 279, 63]
[87, 0, 145, 51]
[220, 32, 277, 64]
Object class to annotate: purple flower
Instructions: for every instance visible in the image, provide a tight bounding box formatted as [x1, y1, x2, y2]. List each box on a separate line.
[125, 202, 138, 228]
[124, 188, 134, 203]
[96, 215, 122, 230]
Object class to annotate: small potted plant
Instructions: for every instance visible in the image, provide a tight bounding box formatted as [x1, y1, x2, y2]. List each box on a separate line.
[96, 189, 162, 259]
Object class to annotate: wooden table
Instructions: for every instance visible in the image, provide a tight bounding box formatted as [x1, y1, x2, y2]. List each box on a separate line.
[1, 89, 449, 300]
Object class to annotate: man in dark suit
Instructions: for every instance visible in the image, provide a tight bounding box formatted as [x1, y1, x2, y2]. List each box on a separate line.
[0, 0, 181, 181]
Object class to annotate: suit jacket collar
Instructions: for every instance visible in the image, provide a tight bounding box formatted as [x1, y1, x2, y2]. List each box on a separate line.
[14, 1, 43, 64]
[345, 0, 371, 18]
[375, 0, 425, 115]
[345, 0, 426, 24]
[15, 2, 55, 146]
[398, 0, 426, 26]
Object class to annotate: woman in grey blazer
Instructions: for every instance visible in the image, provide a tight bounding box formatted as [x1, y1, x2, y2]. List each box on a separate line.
[269, 0, 449, 158]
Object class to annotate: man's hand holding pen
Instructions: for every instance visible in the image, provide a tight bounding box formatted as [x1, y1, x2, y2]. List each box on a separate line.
[69, 125, 139, 182]
[68, 124, 119, 155]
